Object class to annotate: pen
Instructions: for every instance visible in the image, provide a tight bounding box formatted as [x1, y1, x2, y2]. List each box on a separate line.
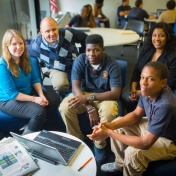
[78, 157, 93, 171]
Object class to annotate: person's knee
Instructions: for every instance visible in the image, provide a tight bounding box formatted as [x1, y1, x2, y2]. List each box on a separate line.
[124, 146, 146, 172]
[36, 108, 46, 122]
[59, 97, 70, 113]
[99, 101, 118, 121]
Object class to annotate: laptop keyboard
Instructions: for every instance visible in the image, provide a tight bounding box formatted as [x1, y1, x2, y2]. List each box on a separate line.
[34, 137, 75, 161]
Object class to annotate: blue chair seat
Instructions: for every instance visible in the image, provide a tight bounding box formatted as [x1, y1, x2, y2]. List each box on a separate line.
[0, 111, 29, 132]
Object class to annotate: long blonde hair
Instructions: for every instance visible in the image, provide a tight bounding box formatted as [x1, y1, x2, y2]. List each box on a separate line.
[84, 4, 96, 28]
[2, 29, 31, 77]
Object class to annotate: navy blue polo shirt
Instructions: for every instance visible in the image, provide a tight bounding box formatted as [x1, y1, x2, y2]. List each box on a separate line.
[72, 53, 122, 93]
[138, 86, 176, 143]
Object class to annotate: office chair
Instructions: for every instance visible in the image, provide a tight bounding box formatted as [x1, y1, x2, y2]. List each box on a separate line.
[121, 19, 145, 60]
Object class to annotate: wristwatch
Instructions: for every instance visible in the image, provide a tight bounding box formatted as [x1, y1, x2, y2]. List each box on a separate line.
[89, 93, 95, 103]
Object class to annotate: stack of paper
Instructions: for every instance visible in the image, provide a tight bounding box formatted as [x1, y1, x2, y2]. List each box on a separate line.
[0, 137, 39, 176]
[117, 30, 136, 34]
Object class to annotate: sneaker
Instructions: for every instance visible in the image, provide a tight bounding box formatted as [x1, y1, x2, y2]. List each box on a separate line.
[94, 145, 106, 163]
[101, 162, 121, 173]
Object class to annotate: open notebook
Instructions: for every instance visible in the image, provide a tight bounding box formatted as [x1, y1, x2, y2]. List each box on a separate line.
[10, 131, 81, 165]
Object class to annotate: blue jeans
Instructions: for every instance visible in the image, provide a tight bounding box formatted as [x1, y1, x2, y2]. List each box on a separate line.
[0, 89, 60, 131]
[95, 19, 110, 28]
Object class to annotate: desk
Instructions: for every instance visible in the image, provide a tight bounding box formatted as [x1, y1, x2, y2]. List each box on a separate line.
[85, 28, 139, 47]
[24, 131, 96, 176]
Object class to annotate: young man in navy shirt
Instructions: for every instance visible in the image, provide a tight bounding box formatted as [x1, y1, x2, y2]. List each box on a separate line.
[88, 61, 176, 175]
[59, 34, 122, 163]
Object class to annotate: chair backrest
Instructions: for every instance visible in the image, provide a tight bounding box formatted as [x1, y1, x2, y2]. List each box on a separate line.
[116, 60, 127, 88]
[125, 19, 144, 37]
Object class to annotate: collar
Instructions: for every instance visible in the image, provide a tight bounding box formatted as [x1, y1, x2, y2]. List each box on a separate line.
[42, 36, 59, 48]
[85, 53, 107, 70]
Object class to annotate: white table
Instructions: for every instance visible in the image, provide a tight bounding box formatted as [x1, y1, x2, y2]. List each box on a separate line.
[85, 28, 139, 47]
[145, 18, 157, 29]
[24, 131, 96, 176]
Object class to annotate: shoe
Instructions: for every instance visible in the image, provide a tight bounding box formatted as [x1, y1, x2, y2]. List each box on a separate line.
[94, 145, 106, 163]
[101, 162, 121, 173]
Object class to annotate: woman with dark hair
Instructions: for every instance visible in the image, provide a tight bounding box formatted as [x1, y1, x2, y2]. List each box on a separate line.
[121, 22, 176, 112]
[157, 0, 176, 24]
[66, 4, 96, 28]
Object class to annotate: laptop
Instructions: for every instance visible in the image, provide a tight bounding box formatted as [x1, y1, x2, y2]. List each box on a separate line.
[156, 9, 167, 18]
[10, 130, 81, 165]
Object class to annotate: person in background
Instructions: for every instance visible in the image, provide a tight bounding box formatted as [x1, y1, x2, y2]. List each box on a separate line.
[28, 17, 87, 98]
[65, 4, 96, 28]
[59, 34, 121, 164]
[157, 0, 176, 25]
[117, 0, 131, 29]
[92, 0, 110, 28]
[127, 0, 155, 31]
[88, 61, 176, 175]
[0, 29, 60, 135]
[121, 22, 176, 113]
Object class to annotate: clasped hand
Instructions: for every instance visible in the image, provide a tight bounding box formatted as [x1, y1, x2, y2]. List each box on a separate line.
[129, 90, 140, 101]
[35, 96, 48, 107]
[87, 122, 111, 141]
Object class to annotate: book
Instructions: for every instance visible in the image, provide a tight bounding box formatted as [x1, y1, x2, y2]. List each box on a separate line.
[0, 137, 39, 176]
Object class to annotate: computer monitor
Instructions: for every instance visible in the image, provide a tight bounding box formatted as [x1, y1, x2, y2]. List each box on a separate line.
[156, 9, 167, 18]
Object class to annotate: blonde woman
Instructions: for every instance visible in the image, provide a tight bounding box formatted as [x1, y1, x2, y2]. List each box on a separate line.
[0, 29, 60, 135]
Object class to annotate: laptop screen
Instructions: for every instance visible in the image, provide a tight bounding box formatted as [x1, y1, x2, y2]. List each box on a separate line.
[10, 131, 81, 165]
[156, 9, 167, 18]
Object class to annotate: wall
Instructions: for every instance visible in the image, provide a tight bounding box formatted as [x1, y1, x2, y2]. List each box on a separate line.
[0, 0, 30, 55]
[57, 0, 168, 28]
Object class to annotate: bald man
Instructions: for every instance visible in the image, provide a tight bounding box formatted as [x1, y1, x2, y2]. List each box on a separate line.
[28, 17, 87, 97]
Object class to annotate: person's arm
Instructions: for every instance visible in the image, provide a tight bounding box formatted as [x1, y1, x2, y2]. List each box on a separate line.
[118, 6, 130, 17]
[68, 28, 87, 54]
[92, 3, 98, 17]
[119, 10, 130, 17]
[65, 15, 77, 28]
[156, 12, 164, 23]
[160, 50, 176, 91]
[88, 106, 159, 149]
[27, 36, 41, 58]
[108, 127, 158, 149]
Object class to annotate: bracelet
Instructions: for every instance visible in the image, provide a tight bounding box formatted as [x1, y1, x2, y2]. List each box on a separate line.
[87, 107, 96, 114]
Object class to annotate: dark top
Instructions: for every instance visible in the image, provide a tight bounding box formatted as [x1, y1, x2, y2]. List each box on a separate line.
[72, 53, 122, 93]
[128, 7, 149, 21]
[67, 15, 89, 27]
[117, 5, 131, 22]
[131, 45, 176, 91]
[138, 86, 176, 143]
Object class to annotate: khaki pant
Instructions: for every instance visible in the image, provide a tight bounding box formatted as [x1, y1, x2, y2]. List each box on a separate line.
[111, 117, 176, 176]
[49, 69, 70, 95]
[59, 92, 118, 148]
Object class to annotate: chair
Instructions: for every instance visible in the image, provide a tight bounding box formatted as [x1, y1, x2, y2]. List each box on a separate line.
[121, 19, 145, 59]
